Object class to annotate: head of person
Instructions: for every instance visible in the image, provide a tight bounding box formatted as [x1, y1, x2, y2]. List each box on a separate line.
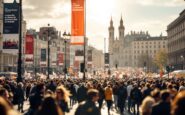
[56, 85, 71, 102]
[87, 89, 99, 102]
[0, 88, 9, 100]
[151, 88, 160, 102]
[36, 82, 45, 94]
[140, 96, 155, 115]
[160, 90, 171, 103]
[36, 95, 63, 115]
[171, 91, 185, 115]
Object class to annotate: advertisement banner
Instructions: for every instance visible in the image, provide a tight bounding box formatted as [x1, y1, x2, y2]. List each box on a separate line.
[40, 48, 47, 66]
[75, 49, 84, 61]
[3, 3, 19, 54]
[58, 53, 64, 66]
[3, 3, 19, 34]
[25, 35, 34, 64]
[71, 0, 84, 45]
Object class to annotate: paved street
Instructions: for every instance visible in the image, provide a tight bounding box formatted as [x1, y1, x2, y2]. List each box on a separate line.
[14, 101, 132, 115]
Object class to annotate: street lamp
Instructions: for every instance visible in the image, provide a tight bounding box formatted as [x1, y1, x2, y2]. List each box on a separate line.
[17, 0, 23, 83]
[42, 24, 54, 79]
[63, 31, 71, 79]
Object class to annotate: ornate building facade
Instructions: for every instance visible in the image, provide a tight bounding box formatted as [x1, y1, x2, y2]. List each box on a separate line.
[108, 17, 168, 71]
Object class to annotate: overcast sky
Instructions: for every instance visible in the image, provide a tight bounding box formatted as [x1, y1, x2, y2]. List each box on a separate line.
[5, 0, 185, 52]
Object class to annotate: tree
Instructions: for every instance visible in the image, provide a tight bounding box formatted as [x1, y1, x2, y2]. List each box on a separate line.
[153, 49, 167, 72]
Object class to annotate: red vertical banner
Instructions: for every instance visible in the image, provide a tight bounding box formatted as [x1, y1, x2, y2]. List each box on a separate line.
[25, 35, 34, 64]
[71, 0, 84, 45]
[58, 53, 64, 66]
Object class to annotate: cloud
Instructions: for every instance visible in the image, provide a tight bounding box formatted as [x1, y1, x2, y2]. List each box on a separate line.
[136, 0, 185, 7]
[23, 0, 69, 19]
[125, 14, 178, 36]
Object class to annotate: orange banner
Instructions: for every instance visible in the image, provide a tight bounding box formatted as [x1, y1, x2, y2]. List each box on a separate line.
[71, 0, 84, 45]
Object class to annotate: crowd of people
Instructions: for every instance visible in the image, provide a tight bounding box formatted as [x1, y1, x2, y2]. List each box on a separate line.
[0, 71, 185, 115]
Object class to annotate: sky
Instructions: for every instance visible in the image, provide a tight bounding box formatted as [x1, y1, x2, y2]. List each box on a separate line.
[5, 0, 185, 52]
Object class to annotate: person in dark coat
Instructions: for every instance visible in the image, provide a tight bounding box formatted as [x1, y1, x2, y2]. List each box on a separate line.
[117, 83, 127, 114]
[97, 84, 104, 109]
[130, 84, 142, 115]
[75, 89, 101, 115]
[26, 83, 45, 115]
[151, 90, 171, 115]
[77, 84, 87, 103]
[16, 82, 24, 113]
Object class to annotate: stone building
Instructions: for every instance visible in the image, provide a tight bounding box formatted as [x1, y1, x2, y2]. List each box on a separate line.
[167, 9, 185, 70]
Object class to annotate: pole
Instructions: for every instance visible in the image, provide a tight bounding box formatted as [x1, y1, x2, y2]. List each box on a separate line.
[47, 24, 50, 79]
[104, 38, 106, 72]
[17, 0, 22, 83]
[83, 0, 86, 81]
[34, 36, 37, 78]
[65, 40, 67, 79]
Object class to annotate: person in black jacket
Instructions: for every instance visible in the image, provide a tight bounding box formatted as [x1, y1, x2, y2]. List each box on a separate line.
[16, 82, 24, 113]
[77, 83, 87, 103]
[26, 83, 45, 115]
[130, 84, 142, 115]
[151, 90, 171, 115]
[75, 89, 100, 115]
[117, 83, 127, 114]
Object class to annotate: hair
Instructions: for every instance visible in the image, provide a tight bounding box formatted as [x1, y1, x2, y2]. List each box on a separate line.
[140, 96, 155, 115]
[36, 95, 63, 115]
[160, 90, 170, 101]
[56, 85, 71, 102]
[151, 88, 160, 101]
[87, 89, 99, 100]
[0, 88, 7, 97]
[171, 91, 185, 115]
[0, 97, 11, 115]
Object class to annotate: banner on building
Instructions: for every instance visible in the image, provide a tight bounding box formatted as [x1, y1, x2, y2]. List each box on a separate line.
[58, 53, 64, 66]
[3, 2, 20, 53]
[75, 49, 84, 61]
[104, 53, 109, 65]
[40, 48, 47, 66]
[71, 0, 85, 45]
[25, 35, 34, 64]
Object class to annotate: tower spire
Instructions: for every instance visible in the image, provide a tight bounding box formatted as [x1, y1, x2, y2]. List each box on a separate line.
[110, 16, 113, 27]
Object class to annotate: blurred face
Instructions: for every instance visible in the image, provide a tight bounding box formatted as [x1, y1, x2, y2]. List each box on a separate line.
[56, 90, 63, 99]
[93, 93, 99, 102]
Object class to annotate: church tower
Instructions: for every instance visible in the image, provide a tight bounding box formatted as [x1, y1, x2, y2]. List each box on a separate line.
[118, 16, 125, 39]
[108, 17, 114, 54]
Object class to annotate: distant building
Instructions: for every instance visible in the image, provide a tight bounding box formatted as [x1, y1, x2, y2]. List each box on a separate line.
[108, 16, 168, 71]
[132, 36, 168, 71]
[167, 9, 185, 70]
[88, 46, 104, 71]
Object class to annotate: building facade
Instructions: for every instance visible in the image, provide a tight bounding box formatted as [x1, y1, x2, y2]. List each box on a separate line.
[108, 17, 168, 72]
[132, 36, 168, 72]
[167, 9, 185, 70]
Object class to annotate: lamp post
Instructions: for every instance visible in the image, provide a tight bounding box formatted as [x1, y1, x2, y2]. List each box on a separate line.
[47, 24, 50, 79]
[17, 0, 23, 83]
[63, 31, 71, 79]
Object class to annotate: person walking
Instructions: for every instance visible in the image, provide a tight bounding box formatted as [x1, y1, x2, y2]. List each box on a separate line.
[104, 85, 113, 115]
[75, 89, 100, 115]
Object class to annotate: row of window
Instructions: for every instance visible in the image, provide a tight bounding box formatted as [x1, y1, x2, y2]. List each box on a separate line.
[134, 41, 166, 45]
[134, 45, 166, 49]
[168, 20, 185, 37]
